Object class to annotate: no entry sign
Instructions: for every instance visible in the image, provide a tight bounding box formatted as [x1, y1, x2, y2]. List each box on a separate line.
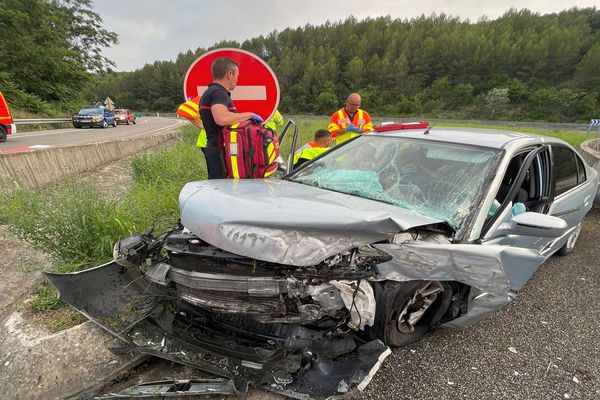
[183, 48, 280, 122]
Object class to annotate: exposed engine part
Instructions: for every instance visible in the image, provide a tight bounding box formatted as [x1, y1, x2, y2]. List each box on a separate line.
[113, 233, 157, 267]
[330, 280, 376, 330]
[391, 229, 451, 245]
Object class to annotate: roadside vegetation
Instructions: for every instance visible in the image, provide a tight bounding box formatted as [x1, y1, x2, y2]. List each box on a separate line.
[0, 125, 203, 331]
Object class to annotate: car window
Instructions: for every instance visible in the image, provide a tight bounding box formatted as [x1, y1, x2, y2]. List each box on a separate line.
[79, 108, 102, 114]
[576, 154, 586, 184]
[553, 146, 579, 196]
[289, 136, 500, 230]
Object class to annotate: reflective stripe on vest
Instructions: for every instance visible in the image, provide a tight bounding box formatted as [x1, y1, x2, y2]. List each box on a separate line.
[229, 131, 240, 179]
[177, 101, 200, 120]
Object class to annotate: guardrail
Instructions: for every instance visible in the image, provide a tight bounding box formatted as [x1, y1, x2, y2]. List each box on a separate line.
[14, 118, 71, 125]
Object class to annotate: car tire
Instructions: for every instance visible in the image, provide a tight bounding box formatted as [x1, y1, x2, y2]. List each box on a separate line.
[369, 280, 452, 347]
[132, 119, 136, 125]
[101, 120, 108, 129]
[113, 120, 117, 127]
[0, 126, 7, 142]
[557, 223, 581, 256]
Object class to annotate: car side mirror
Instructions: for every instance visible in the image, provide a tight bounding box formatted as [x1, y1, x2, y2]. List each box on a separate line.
[505, 212, 568, 238]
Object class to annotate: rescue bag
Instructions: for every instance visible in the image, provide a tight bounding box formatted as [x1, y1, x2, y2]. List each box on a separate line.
[220, 121, 280, 179]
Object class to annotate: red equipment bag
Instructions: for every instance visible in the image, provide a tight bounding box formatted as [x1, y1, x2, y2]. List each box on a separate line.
[220, 120, 280, 179]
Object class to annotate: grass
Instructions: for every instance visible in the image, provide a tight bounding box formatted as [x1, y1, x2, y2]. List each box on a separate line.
[1, 125, 203, 331]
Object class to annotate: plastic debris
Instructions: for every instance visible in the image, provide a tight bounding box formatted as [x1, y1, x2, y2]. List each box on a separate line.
[564, 394, 571, 399]
[447, 380, 455, 385]
[508, 347, 518, 354]
[573, 377, 580, 384]
[513, 371, 520, 376]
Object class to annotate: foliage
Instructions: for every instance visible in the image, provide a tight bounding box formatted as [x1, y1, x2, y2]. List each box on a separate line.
[0, 0, 117, 111]
[485, 88, 510, 118]
[90, 8, 600, 121]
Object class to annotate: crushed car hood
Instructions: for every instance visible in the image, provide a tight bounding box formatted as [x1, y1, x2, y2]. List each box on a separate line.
[179, 179, 445, 266]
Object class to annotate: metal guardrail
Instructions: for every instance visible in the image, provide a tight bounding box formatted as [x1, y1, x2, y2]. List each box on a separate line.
[14, 118, 71, 125]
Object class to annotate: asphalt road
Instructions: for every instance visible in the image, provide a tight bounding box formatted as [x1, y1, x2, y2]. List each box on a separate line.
[96, 205, 600, 400]
[0, 117, 179, 152]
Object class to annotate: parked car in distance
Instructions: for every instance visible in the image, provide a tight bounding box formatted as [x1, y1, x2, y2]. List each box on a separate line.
[47, 125, 599, 399]
[0, 90, 16, 142]
[72, 106, 117, 129]
[113, 108, 136, 125]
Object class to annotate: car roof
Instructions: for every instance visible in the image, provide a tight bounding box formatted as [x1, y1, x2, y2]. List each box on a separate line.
[372, 126, 570, 150]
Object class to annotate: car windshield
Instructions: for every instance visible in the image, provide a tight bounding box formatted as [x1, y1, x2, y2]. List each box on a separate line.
[79, 108, 103, 114]
[289, 135, 500, 230]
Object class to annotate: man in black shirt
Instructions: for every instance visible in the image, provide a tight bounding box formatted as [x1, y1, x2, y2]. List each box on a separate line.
[199, 57, 262, 179]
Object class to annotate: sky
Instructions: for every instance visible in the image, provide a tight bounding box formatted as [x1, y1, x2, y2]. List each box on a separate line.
[90, 0, 598, 72]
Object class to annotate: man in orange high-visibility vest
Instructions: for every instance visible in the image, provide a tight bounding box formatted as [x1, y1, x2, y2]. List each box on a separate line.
[327, 93, 374, 144]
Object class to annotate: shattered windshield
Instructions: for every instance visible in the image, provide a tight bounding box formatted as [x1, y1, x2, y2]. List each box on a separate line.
[289, 135, 499, 230]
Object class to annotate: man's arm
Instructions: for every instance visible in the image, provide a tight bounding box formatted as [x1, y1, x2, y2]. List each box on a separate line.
[211, 104, 254, 126]
[327, 113, 342, 137]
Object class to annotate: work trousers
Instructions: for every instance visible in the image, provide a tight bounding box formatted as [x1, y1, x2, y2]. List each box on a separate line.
[201, 146, 224, 179]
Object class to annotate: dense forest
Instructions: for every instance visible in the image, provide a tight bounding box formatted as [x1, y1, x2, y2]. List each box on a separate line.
[1, 2, 600, 122]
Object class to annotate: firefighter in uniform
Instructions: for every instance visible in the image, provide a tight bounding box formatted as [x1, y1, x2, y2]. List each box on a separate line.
[293, 129, 331, 168]
[327, 93, 374, 144]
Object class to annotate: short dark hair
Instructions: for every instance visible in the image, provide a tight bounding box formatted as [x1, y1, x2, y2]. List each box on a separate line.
[211, 57, 238, 79]
[314, 129, 331, 140]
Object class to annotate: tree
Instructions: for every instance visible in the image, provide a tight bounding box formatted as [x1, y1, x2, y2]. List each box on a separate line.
[0, 0, 117, 103]
[485, 88, 510, 118]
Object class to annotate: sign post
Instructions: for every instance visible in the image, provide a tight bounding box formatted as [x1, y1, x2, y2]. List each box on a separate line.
[183, 48, 280, 122]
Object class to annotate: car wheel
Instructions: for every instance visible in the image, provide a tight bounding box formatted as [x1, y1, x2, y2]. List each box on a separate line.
[102, 120, 108, 129]
[0, 126, 7, 142]
[132, 119, 136, 125]
[369, 280, 452, 347]
[557, 223, 582, 256]
[113, 120, 117, 127]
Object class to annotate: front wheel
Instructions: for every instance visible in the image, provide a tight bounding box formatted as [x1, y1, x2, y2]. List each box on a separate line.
[101, 120, 108, 129]
[369, 280, 453, 347]
[557, 223, 581, 256]
[112, 120, 117, 127]
[0, 126, 7, 142]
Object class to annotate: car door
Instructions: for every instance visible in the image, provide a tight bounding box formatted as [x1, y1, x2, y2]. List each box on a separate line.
[543, 145, 594, 254]
[481, 145, 556, 254]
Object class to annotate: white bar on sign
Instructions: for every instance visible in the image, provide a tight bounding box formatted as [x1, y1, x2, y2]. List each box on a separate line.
[196, 86, 267, 101]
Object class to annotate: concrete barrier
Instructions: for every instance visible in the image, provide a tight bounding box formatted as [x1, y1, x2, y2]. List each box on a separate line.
[0, 124, 182, 189]
[580, 138, 600, 203]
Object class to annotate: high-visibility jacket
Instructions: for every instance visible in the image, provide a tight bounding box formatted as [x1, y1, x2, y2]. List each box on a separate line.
[327, 108, 374, 144]
[264, 110, 283, 131]
[177, 96, 207, 148]
[293, 142, 329, 166]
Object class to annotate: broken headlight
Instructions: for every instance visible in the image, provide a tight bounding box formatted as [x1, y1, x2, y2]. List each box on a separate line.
[113, 233, 157, 267]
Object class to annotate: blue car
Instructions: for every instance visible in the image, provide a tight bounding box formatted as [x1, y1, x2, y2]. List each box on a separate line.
[72, 106, 117, 129]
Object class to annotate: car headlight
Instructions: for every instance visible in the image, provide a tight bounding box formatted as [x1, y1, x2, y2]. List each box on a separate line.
[92, 115, 102, 121]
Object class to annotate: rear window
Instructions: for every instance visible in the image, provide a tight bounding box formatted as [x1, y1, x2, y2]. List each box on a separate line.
[553, 146, 580, 195]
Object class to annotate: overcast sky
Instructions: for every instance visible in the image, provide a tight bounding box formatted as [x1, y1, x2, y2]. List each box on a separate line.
[90, 0, 598, 72]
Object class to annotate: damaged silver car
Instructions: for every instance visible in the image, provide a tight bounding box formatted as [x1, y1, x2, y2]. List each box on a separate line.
[46, 125, 599, 399]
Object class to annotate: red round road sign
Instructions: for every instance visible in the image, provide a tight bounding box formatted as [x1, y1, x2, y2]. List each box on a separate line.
[183, 48, 280, 122]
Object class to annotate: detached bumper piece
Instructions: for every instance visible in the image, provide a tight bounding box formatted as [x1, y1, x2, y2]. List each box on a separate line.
[98, 378, 238, 398]
[45, 262, 390, 399]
